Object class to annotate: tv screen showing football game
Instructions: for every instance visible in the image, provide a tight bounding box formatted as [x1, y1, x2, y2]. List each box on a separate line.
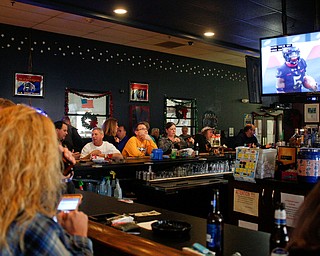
[260, 31, 320, 95]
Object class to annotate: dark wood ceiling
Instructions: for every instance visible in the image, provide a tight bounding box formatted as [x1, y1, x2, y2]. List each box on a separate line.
[16, 0, 319, 53]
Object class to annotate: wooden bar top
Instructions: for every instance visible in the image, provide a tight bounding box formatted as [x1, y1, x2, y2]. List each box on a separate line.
[88, 221, 189, 256]
[79, 190, 270, 256]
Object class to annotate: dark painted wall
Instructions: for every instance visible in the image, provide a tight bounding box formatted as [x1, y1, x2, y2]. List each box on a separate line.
[0, 24, 262, 136]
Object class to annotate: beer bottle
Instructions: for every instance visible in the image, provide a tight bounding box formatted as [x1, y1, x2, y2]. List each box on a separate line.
[269, 202, 289, 256]
[289, 128, 300, 147]
[206, 189, 223, 256]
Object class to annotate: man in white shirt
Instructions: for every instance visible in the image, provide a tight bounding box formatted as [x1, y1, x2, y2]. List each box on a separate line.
[81, 127, 123, 160]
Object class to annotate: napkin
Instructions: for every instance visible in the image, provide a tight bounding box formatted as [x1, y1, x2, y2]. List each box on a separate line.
[137, 220, 158, 230]
[130, 210, 161, 217]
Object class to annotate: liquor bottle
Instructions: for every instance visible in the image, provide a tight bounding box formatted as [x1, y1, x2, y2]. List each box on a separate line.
[289, 128, 300, 147]
[106, 178, 112, 197]
[269, 202, 289, 256]
[113, 179, 122, 199]
[313, 127, 320, 148]
[299, 128, 305, 147]
[206, 189, 223, 256]
[195, 143, 199, 156]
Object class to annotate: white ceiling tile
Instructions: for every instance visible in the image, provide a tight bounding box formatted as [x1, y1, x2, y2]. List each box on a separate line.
[0, 0, 246, 67]
[34, 24, 87, 37]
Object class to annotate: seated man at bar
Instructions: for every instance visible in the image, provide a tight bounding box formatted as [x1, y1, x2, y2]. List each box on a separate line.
[194, 126, 214, 153]
[116, 124, 129, 152]
[179, 126, 195, 148]
[55, 120, 81, 160]
[61, 116, 84, 153]
[179, 126, 190, 140]
[81, 127, 123, 160]
[0, 105, 93, 255]
[55, 120, 78, 193]
[234, 124, 259, 147]
[122, 122, 157, 157]
[150, 127, 161, 145]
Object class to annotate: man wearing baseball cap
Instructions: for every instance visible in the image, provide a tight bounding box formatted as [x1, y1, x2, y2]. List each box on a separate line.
[194, 126, 214, 153]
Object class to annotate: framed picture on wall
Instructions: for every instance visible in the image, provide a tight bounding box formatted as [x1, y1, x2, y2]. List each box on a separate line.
[129, 81, 149, 102]
[304, 103, 319, 123]
[14, 73, 44, 97]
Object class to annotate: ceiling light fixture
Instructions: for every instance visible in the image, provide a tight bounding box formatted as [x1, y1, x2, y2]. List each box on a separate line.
[113, 8, 127, 15]
[204, 32, 215, 37]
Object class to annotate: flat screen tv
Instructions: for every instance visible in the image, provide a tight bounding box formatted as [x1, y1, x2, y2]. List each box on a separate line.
[260, 31, 320, 96]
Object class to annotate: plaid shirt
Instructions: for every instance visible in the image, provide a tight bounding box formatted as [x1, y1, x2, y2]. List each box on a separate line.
[2, 213, 93, 255]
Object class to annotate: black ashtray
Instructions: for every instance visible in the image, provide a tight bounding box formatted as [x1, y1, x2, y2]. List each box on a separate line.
[89, 213, 119, 226]
[151, 220, 191, 236]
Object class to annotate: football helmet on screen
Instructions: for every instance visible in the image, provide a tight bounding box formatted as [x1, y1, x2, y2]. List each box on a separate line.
[282, 46, 300, 65]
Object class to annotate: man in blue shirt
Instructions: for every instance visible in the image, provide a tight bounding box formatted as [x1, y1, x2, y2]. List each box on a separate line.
[117, 125, 129, 152]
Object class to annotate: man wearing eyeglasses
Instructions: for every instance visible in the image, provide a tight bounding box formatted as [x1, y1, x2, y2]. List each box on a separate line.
[234, 124, 260, 148]
[122, 122, 157, 157]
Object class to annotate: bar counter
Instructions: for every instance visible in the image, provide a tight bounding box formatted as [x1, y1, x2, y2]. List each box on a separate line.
[73, 154, 234, 192]
[74, 154, 233, 219]
[74, 153, 315, 225]
[73, 153, 235, 180]
[78, 190, 270, 256]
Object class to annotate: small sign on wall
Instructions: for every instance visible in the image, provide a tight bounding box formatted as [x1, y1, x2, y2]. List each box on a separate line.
[233, 189, 259, 217]
[14, 73, 44, 97]
[304, 103, 319, 123]
[280, 192, 304, 227]
[244, 113, 252, 126]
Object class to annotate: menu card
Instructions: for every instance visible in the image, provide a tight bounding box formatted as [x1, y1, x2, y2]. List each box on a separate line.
[234, 147, 259, 183]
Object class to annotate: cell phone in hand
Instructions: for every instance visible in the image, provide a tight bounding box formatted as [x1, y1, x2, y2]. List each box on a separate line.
[57, 194, 82, 212]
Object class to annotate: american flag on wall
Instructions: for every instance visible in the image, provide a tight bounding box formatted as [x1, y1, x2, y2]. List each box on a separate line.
[81, 98, 94, 108]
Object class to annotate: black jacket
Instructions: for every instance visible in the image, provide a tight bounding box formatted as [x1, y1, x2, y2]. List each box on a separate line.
[234, 132, 259, 147]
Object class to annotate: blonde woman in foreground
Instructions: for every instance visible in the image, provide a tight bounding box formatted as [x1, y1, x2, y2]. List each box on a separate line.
[0, 105, 93, 255]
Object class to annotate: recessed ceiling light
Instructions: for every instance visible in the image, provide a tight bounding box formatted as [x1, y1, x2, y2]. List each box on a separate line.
[114, 8, 127, 14]
[204, 32, 215, 37]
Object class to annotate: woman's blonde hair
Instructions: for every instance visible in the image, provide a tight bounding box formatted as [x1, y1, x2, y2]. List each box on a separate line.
[101, 117, 118, 137]
[0, 105, 64, 249]
[0, 98, 15, 109]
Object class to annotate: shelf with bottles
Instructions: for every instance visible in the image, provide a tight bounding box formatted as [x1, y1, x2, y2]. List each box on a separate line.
[136, 159, 234, 183]
[289, 125, 320, 148]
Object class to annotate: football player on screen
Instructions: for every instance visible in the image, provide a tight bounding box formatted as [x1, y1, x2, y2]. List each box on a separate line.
[276, 46, 317, 93]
